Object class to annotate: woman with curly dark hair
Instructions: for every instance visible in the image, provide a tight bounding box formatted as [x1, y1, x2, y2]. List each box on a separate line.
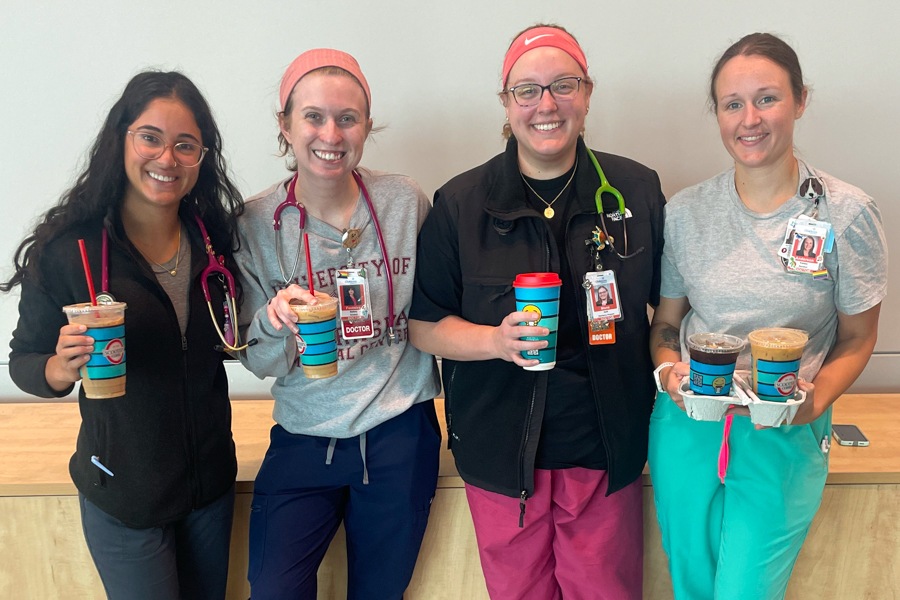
[4, 71, 244, 600]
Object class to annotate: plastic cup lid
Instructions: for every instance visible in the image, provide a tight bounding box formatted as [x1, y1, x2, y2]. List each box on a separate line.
[686, 333, 745, 353]
[747, 328, 808, 349]
[62, 301, 127, 314]
[513, 273, 562, 288]
[289, 292, 338, 313]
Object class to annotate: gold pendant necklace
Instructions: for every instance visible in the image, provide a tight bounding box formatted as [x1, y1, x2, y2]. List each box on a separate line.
[138, 226, 182, 277]
[520, 156, 578, 219]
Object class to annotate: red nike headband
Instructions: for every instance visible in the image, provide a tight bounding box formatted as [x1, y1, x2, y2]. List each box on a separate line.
[502, 27, 588, 88]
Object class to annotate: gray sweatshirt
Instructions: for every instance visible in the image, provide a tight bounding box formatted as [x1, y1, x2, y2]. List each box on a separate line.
[236, 167, 441, 438]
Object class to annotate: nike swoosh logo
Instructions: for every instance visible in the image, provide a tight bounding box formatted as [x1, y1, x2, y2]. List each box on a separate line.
[524, 34, 552, 45]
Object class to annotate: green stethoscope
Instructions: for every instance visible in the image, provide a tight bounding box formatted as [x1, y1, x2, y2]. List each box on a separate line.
[587, 150, 644, 263]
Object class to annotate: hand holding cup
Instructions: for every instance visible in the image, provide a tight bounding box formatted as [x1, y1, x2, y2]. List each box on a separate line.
[492, 311, 550, 367]
[45, 323, 95, 391]
[267, 284, 319, 334]
[663, 362, 690, 410]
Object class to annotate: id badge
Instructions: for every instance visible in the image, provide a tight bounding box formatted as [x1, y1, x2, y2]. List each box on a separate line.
[778, 216, 832, 277]
[583, 271, 623, 322]
[336, 268, 374, 340]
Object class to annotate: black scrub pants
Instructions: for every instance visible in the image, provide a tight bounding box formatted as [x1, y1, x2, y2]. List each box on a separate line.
[79, 485, 235, 600]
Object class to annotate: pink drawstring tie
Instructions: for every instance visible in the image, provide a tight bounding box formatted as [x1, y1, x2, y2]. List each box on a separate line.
[718, 413, 734, 483]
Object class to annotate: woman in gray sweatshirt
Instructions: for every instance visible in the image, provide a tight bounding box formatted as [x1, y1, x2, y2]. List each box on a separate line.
[235, 49, 441, 600]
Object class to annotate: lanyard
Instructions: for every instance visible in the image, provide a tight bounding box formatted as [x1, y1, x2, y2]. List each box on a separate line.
[275, 170, 397, 345]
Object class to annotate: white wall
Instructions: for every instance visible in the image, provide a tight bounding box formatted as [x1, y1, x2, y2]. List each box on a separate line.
[0, 0, 897, 397]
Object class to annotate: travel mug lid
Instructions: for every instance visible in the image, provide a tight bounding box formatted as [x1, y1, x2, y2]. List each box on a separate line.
[513, 273, 562, 288]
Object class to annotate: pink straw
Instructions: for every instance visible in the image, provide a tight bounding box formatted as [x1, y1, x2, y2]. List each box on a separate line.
[77, 239, 98, 306]
[304, 233, 315, 296]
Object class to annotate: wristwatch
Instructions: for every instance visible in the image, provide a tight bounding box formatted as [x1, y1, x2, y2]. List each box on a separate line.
[653, 362, 676, 394]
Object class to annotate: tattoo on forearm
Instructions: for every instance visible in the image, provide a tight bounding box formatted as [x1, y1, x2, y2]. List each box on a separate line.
[658, 326, 681, 352]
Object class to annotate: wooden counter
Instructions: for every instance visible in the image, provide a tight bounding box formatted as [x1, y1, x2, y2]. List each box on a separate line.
[1, 395, 898, 598]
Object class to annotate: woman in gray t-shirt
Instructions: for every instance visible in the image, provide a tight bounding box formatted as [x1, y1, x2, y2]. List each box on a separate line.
[648, 33, 886, 599]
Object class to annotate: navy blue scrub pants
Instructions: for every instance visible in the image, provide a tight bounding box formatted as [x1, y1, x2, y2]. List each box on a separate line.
[248, 400, 441, 600]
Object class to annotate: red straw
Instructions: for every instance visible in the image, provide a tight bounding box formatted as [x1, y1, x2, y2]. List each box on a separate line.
[77, 239, 98, 306]
[303, 232, 315, 296]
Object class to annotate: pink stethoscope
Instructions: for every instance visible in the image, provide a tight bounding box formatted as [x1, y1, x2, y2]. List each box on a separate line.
[100, 216, 256, 353]
[273, 170, 397, 345]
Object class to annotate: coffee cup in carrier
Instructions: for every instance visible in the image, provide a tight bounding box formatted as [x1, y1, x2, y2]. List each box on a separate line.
[686, 333, 744, 396]
[748, 328, 808, 402]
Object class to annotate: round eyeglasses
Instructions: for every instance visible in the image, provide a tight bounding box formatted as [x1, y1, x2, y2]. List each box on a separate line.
[506, 77, 583, 108]
[127, 130, 208, 168]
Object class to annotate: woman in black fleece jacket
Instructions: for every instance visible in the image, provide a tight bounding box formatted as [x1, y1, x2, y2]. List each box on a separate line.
[3, 71, 244, 600]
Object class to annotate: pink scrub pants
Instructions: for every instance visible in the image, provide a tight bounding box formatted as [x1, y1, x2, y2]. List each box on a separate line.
[465, 468, 643, 600]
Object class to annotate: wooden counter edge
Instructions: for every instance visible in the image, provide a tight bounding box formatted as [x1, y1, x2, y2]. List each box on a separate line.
[6, 472, 898, 498]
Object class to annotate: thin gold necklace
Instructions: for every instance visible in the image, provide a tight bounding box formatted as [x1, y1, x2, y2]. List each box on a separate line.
[520, 156, 578, 219]
[139, 226, 182, 277]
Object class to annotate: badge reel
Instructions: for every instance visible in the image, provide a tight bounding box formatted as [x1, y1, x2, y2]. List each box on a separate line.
[337, 228, 375, 341]
[583, 227, 623, 345]
[777, 177, 834, 279]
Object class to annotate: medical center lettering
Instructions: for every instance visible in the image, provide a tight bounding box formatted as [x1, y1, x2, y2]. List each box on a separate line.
[271, 256, 412, 293]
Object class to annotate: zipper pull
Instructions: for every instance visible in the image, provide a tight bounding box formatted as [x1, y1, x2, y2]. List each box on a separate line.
[519, 490, 527, 528]
[182, 336, 188, 351]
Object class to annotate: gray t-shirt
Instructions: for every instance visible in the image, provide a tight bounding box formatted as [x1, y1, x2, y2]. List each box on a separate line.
[149, 225, 191, 335]
[236, 167, 441, 438]
[661, 160, 887, 381]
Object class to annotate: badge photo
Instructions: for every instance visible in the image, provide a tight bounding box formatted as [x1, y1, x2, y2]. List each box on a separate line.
[583, 270, 623, 322]
[790, 234, 823, 265]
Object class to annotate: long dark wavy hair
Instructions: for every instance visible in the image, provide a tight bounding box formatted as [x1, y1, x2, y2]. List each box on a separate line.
[0, 71, 244, 292]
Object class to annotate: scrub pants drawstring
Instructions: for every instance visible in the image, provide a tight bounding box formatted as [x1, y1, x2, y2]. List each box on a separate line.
[718, 414, 734, 483]
[326, 438, 337, 465]
[323, 434, 369, 485]
[360, 431, 369, 485]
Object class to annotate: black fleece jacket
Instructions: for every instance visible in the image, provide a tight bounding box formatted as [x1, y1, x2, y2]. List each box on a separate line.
[411, 136, 665, 501]
[9, 214, 237, 528]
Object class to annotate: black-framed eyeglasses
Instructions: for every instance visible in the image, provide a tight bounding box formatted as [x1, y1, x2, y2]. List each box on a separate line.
[506, 77, 583, 107]
[127, 130, 208, 168]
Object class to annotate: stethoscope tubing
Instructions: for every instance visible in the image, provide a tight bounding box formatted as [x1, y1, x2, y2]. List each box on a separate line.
[100, 216, 254, 353]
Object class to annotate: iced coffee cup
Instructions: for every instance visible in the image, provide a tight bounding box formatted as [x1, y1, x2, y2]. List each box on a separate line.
[513, 273, 562, 371]
[686, 333, 745, 396]
[63, 302, 127, 399]
[290, 292, 339, 379]
[748, 328, 808, 402]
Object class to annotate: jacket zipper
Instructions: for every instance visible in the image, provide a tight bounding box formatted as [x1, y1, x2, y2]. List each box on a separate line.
[517, 235, 551, 528]
[518, 383, 539, 527]
[182, 334, 199, 507]
[446, 364, 457, 449]
[107, 220, 201, 510]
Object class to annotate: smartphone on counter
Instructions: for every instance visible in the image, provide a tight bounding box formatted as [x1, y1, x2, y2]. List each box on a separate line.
[832, 424, 869, 447]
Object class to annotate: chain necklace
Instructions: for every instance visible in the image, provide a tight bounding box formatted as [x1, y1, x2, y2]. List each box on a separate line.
[139, 226, 182, 277]
[520, 156, 578, 219]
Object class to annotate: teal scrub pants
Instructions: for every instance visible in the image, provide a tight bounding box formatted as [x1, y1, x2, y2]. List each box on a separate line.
[648, 393, 831, 600]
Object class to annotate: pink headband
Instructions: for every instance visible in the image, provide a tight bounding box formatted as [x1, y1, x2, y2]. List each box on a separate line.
[279, 48, 372, 114]
[501, 27, 588, 88]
